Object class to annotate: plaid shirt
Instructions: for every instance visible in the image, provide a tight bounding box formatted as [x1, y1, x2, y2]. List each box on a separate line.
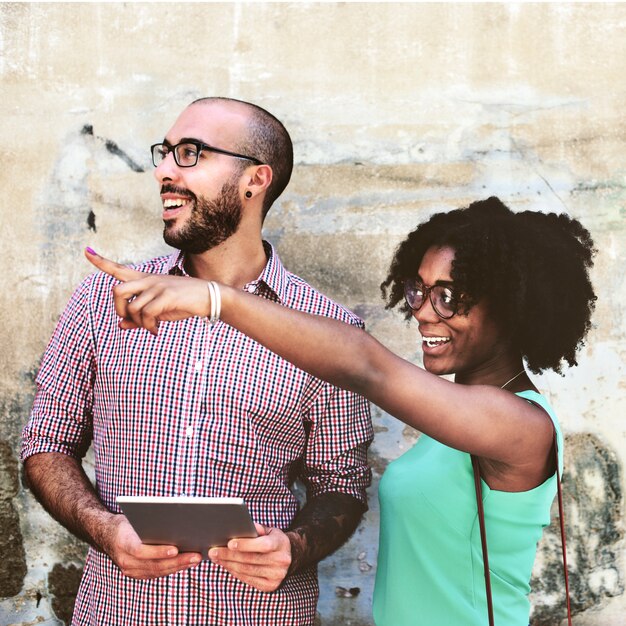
[21, 242, 372, 626]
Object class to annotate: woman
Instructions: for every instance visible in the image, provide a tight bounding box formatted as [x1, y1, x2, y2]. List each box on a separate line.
[86, 197, 596, 625]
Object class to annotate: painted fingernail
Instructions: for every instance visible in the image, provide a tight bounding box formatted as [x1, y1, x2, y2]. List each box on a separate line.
[86, 247, 97, 255]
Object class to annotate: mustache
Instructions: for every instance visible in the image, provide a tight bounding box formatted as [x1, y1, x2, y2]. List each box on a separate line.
[160, 184, 196, 201]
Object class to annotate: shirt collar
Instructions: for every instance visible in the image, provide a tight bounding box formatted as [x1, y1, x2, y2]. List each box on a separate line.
[165, 241, 288, 303]
[165, 251, 186, 276]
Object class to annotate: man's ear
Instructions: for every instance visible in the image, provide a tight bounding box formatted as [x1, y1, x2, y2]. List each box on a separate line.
[242, 164, 273, 201]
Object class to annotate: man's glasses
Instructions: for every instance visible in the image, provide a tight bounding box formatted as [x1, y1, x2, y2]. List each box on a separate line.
[151, 141, 263, 168]
[404, 279, 459, 319]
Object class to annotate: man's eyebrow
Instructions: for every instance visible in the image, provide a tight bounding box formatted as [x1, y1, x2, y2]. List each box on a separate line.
[162, 137, 206, 147]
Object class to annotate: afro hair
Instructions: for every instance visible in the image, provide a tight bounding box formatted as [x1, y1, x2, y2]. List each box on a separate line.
[380, 197, 597, 374]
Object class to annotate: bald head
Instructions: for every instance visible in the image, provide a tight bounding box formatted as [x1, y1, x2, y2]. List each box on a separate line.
[190, 97, 293, 218]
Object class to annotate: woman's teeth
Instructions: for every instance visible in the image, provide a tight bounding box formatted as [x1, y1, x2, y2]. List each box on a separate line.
[423, 336, 450, 348]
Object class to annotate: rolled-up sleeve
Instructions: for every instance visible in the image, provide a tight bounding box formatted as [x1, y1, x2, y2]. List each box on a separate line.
[300, 371, 373, 507]
[21, 278, 96, 461]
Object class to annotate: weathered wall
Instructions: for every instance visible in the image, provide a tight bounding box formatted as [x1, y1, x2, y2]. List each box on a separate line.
[0, 3, 624, 625]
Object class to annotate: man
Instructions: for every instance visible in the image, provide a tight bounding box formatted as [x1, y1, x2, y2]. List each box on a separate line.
[21, 97, 373, 626]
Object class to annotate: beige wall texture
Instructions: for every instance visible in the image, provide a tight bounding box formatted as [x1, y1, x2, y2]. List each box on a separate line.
[0, 2, 624, 625]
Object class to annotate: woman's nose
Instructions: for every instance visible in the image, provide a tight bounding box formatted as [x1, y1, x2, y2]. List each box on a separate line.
[413, 295, 440, 323]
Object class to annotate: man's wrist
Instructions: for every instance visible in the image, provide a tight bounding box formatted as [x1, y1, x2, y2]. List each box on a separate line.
[83, 508, 122, 555]
[285, 528, 307, 576]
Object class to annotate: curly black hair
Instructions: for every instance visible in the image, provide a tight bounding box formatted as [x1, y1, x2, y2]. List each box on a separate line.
[380, 197, 597, 374]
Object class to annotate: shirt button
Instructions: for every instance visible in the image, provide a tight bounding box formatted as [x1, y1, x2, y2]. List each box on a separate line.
[246, 284, 256, 294]
[185, 426, 193, 437]
[195, 360, 203, 372]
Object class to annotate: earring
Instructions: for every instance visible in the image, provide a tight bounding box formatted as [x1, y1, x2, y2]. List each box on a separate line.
[245, 191, 252, 199]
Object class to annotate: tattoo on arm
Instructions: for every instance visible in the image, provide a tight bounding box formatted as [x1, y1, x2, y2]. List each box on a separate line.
[286, 492, 365, 575]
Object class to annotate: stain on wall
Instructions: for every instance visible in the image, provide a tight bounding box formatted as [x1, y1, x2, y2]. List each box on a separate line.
[0, 441, 27, 598]
[48, 564, 83, 626]
[531, 433, 624, 625]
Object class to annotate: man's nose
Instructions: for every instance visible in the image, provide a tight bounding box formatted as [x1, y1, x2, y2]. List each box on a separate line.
[154, 151, 179, 184]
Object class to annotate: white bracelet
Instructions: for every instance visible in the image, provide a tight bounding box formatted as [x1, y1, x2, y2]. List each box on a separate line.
[207, 281, 216, 322]
[212, 281, 221, 321]
[206, 281, 221, 325]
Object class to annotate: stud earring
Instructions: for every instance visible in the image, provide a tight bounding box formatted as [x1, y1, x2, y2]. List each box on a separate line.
[245, 191, 252, 199]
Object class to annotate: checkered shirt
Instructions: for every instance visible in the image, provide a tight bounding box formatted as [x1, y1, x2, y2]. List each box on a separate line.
[21, 242, 373, 626]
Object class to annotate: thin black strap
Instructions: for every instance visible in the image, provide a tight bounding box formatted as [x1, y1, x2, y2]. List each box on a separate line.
[472, 405, 572, 626]
[553, 431, 573, 626]
[472, 454, 495, 626]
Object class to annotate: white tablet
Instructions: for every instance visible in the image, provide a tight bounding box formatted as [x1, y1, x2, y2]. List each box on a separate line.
[117, 496, 258, 559]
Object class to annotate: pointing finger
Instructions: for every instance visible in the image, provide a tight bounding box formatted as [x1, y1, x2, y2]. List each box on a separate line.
[84, 247, 148, 282]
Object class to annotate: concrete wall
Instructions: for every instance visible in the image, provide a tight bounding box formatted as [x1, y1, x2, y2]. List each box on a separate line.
[0, 3, 624, 624]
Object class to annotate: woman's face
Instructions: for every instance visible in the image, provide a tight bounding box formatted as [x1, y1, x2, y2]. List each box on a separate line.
[411, 245, 511, 384]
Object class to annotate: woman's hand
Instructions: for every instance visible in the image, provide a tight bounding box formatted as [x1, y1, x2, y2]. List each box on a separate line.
[85, 248, 211, 335]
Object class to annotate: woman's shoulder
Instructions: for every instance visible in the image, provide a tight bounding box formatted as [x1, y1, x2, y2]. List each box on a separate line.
[514, 389, 555, 419]
[515, 389, 563, 471]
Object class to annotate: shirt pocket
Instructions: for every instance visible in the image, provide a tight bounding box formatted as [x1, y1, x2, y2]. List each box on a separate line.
[204, 339, 308, 470]
[198, 411, 258, 498]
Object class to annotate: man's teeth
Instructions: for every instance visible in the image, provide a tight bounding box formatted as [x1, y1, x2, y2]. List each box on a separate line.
[163, 198, 189, 209]
[423, 336, 451, 348]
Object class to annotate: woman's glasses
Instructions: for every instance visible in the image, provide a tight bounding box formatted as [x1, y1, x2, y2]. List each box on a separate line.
[403, 279, 459, 319]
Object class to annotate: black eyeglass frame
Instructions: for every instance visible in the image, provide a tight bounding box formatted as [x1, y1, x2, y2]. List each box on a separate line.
[151, 140, 263, 168]
[403, 279, 459, 320]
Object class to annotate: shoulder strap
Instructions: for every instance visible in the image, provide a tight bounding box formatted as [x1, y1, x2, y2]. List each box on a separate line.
[472, 454, 495, 626]
[552, 431, 573, 625]
[472, 412, 572, 626]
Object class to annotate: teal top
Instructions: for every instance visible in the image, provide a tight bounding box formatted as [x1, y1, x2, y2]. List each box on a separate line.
[372, 391, 563, 626]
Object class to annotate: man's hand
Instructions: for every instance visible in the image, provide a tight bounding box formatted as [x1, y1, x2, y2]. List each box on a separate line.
[84, 248, 210, 335]
[208, 523, 292, 592]
[104, 514, 203, 580]
[24, 453, 203, 580]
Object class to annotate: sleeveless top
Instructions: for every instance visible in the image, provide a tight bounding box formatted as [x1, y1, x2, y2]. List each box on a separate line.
[372, 390, 563, 625]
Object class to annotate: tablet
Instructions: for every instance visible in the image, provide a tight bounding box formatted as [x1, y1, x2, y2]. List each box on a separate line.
[117, 496, 258, 559]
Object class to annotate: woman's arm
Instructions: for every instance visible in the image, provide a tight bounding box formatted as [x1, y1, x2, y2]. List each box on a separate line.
[220, 282, 553, 477]
[85, 250, 553, 482]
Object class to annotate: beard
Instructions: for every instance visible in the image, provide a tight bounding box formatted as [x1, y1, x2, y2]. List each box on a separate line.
[162, 180, 243, 254]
